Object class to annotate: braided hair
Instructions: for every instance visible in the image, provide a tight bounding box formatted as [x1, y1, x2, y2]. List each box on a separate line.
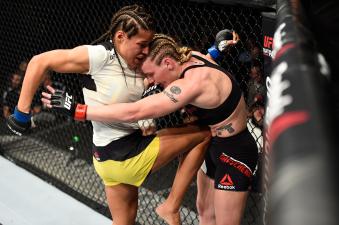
[91, 5, 155, 83]
[92, 4, 155, 44]
[148, 34, 192, 65]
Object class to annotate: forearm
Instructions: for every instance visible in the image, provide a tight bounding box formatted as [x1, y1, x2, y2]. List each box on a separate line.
[86, 103, 139, 123]
[42, 85, 179, 123]
[17, 55, 48, 113]
[17, 47, 89, 114]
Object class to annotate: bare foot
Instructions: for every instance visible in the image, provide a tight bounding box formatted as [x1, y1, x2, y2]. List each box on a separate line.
[156, 202, 181, 225]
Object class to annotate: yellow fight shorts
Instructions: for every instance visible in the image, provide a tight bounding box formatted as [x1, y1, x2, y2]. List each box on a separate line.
[92, 131, 159, 187]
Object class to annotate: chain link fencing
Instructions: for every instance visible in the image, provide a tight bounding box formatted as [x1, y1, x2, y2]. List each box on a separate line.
[0, 0, 271, 224]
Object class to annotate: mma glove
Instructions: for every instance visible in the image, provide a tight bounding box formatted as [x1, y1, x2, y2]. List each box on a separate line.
[49, 89, 87, 121]
[208, 29, 234, 60]
[7, 107, 32, 136]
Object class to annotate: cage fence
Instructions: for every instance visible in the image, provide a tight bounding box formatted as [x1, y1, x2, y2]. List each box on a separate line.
[0, 0, 268, 224]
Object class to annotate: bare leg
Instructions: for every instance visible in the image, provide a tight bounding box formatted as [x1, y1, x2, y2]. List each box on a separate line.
[214, 190, 248, 225]
[151, 125, 210, 172]
[155, 155, 185, 225]
[156, 138, 209, 225]
[105, 184, 138, 225]
[150, 125, 211, 225]
[196, 169, 216, 225]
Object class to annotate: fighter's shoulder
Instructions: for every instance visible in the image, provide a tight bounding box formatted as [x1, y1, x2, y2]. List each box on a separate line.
[86, 44, 116, 60]
[191, 50, 205, 57]
[84, 44, 105, 52]
[184, 63, 209, 82]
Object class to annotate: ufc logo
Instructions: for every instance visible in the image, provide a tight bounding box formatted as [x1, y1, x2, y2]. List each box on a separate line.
[264, 35, 273, 49]
[64, 92, 72, 110]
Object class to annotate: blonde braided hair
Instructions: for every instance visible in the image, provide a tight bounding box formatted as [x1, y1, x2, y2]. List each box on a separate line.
[149, 34, 192, 65]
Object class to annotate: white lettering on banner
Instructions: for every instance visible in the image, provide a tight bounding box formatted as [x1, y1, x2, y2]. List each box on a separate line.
[271, 22, 286, 59]
[265, 62, 293, 127]
[64, 93, 72, 110]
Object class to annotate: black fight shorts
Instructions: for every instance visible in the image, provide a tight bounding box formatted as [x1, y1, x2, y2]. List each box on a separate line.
[202, 129, 258, 191]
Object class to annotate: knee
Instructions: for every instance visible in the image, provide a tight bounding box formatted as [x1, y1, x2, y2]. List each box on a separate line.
[204, 131, 212, 141]
[199, 130, 211, 146]
[196, 197, 214, 220]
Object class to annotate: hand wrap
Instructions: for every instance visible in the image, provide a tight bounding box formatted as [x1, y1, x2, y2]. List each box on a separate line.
[7, 107, 32, 136]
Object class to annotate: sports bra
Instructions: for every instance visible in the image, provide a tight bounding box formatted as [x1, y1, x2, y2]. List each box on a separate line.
[180, 54, 242, 126]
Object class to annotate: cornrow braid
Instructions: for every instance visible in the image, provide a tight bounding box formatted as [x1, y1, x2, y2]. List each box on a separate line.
[91, 4, 155, 44]
[149, 34, 192, 65]
[152, 34, 176, 44]
[90, 5, 155, 86]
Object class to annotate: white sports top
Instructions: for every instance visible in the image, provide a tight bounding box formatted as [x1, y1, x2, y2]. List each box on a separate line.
[84, 44, 145, 146]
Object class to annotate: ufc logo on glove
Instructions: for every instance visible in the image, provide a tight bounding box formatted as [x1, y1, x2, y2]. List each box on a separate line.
[64, 92, 73, 110]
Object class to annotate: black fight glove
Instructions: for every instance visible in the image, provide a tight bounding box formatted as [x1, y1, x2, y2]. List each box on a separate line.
[6, 107, 32, 136]
[49, 89, 87, 121]
[50, 89, 76, 117]
[208, 29, 234, 60]
[215, 29, 234, 52]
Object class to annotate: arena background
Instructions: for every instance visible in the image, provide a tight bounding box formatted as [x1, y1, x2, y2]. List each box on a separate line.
[0, 0, 275, 224]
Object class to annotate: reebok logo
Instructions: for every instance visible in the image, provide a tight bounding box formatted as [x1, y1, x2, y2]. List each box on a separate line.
[218, 174, 235, 190]
[220, 174, 234, 186]
[64, 92, 72, 110]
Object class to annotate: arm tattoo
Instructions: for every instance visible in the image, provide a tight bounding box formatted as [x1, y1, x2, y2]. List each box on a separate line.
[216, 123, 235, 135]
[170, 86, 181, 95]
[163, 90, 178, 103]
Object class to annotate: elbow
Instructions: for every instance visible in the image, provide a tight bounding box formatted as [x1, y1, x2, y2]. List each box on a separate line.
[29, 54, 42, 67]
[126, 108, 152, 122]
[114, 104, 155, 123]
[29, 53, 48, 72]
[126, 111, 144, 123]
[120, 114, 138, 123]
[111, 108, 143, 123]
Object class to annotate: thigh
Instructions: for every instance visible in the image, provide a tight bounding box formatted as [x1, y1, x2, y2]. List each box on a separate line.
[105, 184, 138, 225]
[214, 190, 248, 225]
[197, 169, 215, 208]
[201, 146, 216, 179]
[151, 124, 210, 172]
[93, 138, 159, 187]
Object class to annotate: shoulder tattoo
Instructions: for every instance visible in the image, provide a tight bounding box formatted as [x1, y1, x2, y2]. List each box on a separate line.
[170, 86, 181, 95]
[163, 90, 178, 103]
